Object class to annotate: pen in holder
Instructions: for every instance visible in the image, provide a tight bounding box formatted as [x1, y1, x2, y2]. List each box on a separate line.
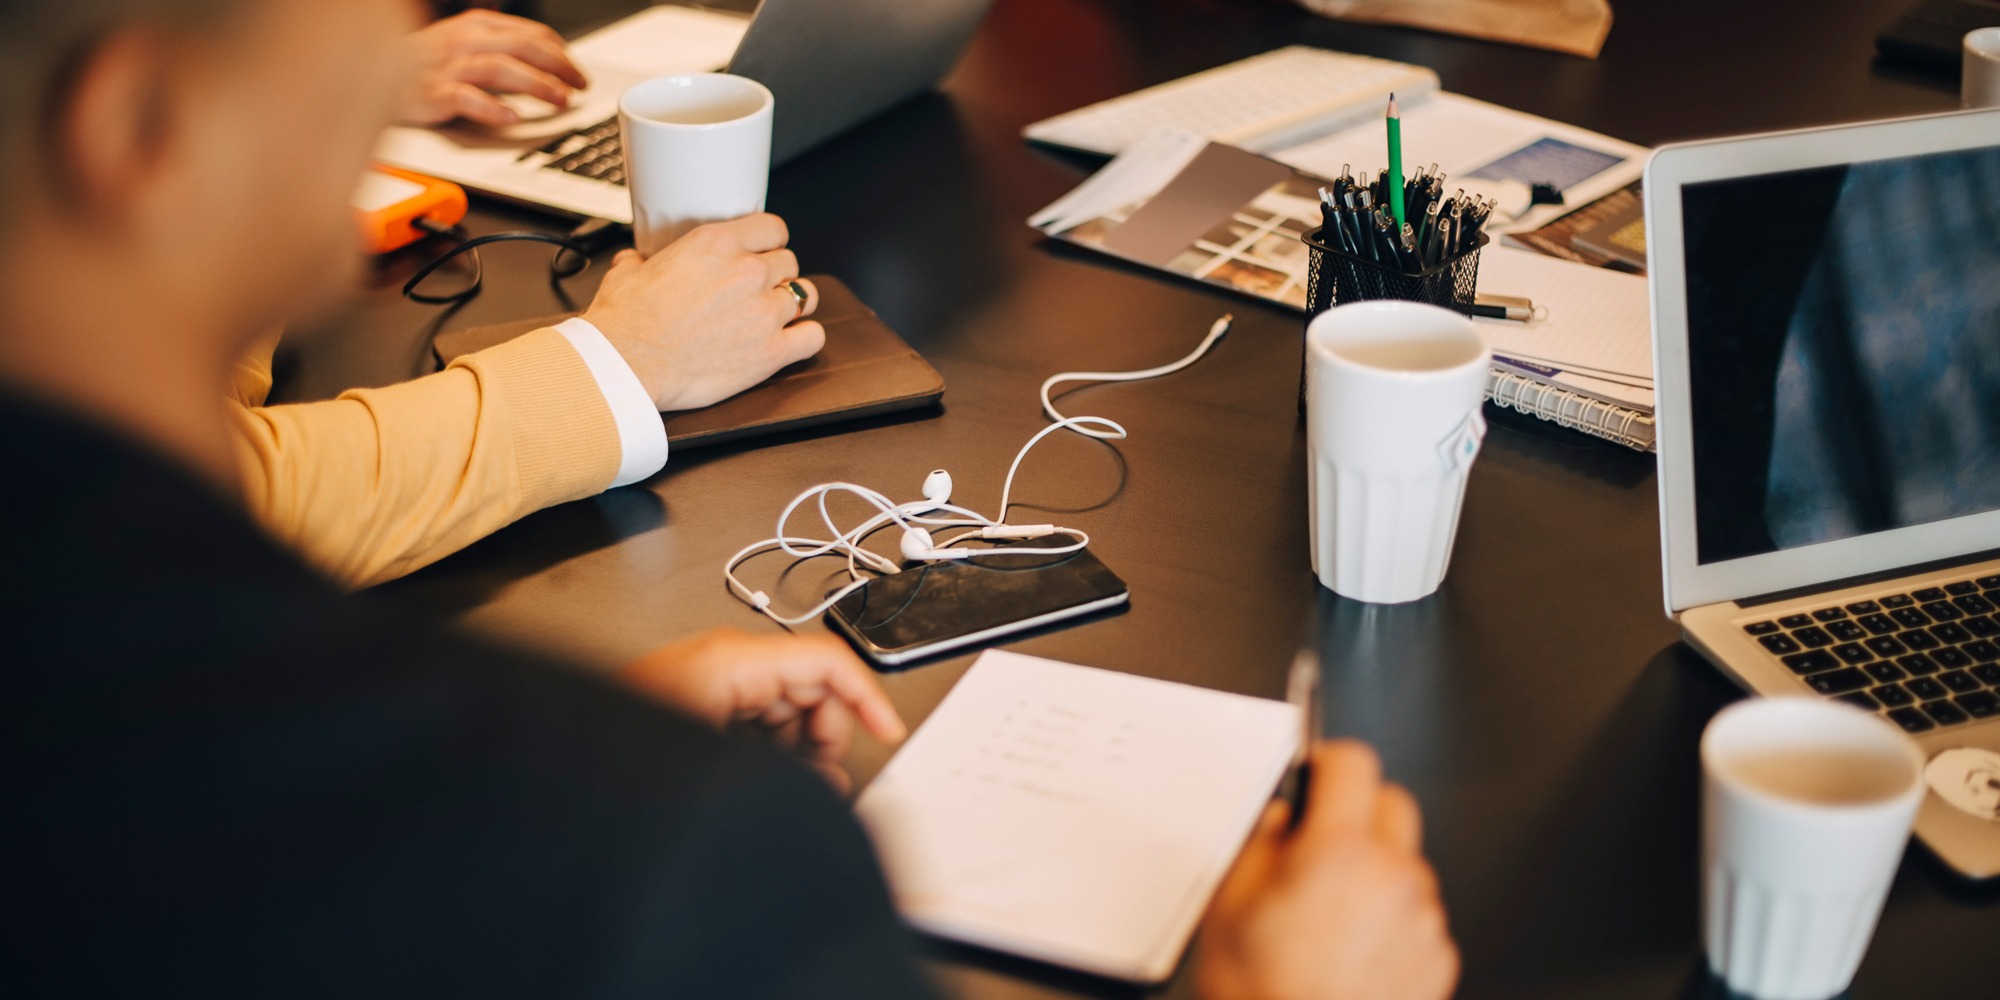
[1297, 224, 1488, 414]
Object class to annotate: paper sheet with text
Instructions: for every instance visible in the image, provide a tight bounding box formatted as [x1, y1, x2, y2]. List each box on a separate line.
[856, 651, 1300, 983]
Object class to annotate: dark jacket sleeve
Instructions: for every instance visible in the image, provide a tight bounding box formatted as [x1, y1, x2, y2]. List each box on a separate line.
[16, 610, 942, 1000]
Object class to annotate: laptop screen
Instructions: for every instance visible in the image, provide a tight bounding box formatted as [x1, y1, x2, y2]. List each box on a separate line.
[1680, 143, 2000, 566]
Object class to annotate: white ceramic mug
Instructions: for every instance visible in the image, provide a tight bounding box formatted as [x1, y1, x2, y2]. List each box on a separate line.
[1701, 698, 1926, 1000]
[619, 73, 774, 255]
[1305, 302, 1490, 604]
[1965, 28, 2000, 109]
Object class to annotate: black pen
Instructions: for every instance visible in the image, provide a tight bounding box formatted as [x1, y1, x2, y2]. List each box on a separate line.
[1283, 650, 1320, 832]
[1421, 200, 1443, 266]
[1318, 186, 1347, 253]
[1457, 294, 1540, 322]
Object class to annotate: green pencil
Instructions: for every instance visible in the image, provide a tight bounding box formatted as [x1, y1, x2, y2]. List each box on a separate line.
[1386, 93, 1406, 230]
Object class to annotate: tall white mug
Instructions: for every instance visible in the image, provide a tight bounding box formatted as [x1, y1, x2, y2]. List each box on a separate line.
[619, 73, 774, 256]
[1701, 698, 1926, 1000]
[1305, 302, 1490, 604]
[1965, 28, 2000, 109]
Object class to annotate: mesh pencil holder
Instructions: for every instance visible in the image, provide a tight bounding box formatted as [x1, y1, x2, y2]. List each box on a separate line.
[1298, 225, 1489, 412]
[1302, 224, 1487, 315]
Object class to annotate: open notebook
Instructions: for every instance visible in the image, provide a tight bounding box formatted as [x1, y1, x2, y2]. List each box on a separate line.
[856, 651, 1299, 983]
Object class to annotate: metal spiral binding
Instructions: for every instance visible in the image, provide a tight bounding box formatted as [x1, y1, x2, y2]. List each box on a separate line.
[1486, 370, 1655, 452]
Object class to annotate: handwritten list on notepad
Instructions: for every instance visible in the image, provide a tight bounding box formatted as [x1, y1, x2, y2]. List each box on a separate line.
[855, 651, 1300, 983]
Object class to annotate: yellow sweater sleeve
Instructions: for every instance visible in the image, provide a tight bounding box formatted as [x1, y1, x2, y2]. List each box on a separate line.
[229, 328, 625, 589]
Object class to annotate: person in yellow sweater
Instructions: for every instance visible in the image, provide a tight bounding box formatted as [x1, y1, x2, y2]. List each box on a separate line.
[234, 9, 823, 589]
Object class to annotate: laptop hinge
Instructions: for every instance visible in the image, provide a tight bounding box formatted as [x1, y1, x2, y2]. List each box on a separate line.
[1735, 546, 2000, 608]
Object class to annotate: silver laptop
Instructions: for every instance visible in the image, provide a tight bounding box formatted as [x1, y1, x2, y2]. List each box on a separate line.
[375, 0, 995, 223]
[1647, 108, 2000, 879]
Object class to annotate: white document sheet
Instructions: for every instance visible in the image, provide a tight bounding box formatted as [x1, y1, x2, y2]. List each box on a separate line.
[1028, 129, 1210, 235]
[1473, 244, 1654, 385]
[856, 651, 1300, 983]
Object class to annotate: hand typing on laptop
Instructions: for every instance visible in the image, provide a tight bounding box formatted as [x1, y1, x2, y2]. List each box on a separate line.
[397, 9, 589, 127]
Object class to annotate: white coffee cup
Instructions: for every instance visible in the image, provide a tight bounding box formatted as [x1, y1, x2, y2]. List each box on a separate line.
[1965, 28, 2000, 109]
[619, 73, 774, 256]
[1305, 302, 1489, 604]
[1701, 698, 1926, 1000]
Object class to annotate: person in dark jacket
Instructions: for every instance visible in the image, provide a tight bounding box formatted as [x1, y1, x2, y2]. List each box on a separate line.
[0, 2, 1458, 997]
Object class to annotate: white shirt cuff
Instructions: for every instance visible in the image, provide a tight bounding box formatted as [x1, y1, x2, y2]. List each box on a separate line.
[553, 317, 668, 488]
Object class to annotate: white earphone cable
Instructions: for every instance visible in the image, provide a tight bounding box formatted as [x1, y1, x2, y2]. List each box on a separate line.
[726, 314, 1233, 626]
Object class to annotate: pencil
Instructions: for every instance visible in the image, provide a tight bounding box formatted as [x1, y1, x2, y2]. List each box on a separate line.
[1386, 94, 1406, 231]
[1284, 650, 1321, 833]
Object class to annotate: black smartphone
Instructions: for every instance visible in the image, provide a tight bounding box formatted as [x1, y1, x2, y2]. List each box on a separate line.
[827, 543, 1129, 667]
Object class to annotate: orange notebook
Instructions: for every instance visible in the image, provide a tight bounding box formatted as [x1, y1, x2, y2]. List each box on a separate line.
[432, 275, 944, 448]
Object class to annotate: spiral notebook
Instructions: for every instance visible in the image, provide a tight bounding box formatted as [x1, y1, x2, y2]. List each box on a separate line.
[1471, 245, 1655, 451]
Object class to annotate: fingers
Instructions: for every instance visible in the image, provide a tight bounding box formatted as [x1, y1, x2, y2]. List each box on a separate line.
[1374, 782, 1423, 855]
[694, 213, 790, 255]
[1299, 739, 1383, 839]
[774, 320, 828, 369]
[777, 637, 908, 744]
[761, 274, 818, 325]
[710, 634, 906, 749]
[1211, 802, 1287, 914]
[752, 697, 803, 731]
[756, 248, 800, 288]
[444, 82, 520, 127]
[761, 281, 811, 328]
[453, 11, 590, 89]
[789, 277, 819, 318]
[804, 697, 856, 767]
[455, 53, 575, 109]
[808, 759, 854, 796]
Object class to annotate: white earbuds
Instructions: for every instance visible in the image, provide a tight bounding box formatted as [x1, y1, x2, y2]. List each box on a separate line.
[722, 315, 1233, 627]
[897, 523, 1069, 564]
[922, 469, 953, 505]
[900, 527, 969, 562]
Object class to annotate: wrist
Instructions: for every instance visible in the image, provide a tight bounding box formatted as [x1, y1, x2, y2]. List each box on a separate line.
[580, 311, 682, 408]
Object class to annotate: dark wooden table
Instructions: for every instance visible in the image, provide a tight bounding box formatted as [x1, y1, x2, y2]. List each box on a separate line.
[279, 0, 1998, 996]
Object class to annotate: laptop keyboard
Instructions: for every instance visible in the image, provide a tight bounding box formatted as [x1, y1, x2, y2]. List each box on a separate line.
[525, 116, 626, 186]
[1742, 574, 2000, 733]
